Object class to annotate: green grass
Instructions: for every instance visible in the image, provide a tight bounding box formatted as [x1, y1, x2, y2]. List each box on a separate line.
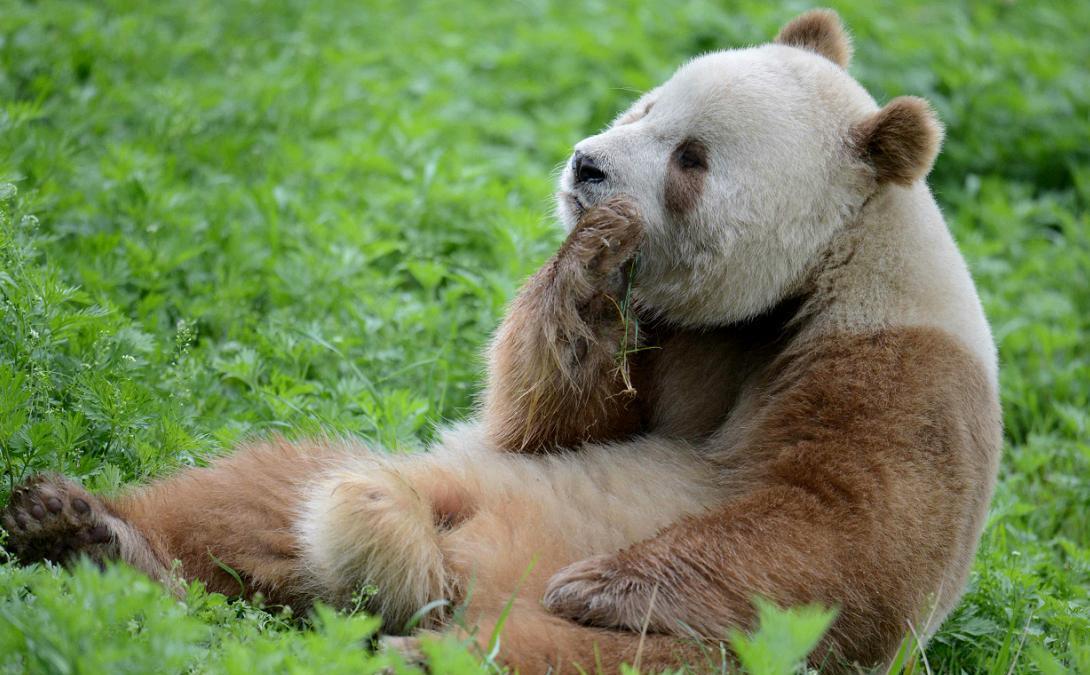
[1, 0, 1087, 672]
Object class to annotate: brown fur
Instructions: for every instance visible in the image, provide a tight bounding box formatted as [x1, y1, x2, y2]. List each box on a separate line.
[113, 438, 348, 607]
[457, 603, 710, 674]
[774, 9, 853, 68]
[664, 139, 708, 215]
[852, 97, 944, 185]
[483, 196, 646, 452]
[637, 297, 806, 441]
[543, 327, 1000, 669]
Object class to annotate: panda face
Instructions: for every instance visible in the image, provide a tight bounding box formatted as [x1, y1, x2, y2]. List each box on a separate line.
[557, 45, 880, 328]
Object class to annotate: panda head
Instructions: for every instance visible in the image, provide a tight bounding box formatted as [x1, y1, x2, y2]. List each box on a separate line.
[557, 10, 943, 328]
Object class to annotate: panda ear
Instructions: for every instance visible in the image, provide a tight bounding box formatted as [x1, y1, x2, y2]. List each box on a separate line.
[851, 97, 944, 186]
[774, 9, 852, 68]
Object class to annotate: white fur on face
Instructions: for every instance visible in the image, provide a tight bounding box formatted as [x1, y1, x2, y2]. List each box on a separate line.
[558, 45, 880, 326]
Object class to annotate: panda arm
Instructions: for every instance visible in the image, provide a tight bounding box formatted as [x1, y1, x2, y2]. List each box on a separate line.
[541, 327, 998, 665]
[482, 197, 646, 453]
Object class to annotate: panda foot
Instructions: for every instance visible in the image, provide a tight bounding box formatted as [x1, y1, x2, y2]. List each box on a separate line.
[1, 474, 122, 567]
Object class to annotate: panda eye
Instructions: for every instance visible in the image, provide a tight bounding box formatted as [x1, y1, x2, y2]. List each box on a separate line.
[674, 139, 708, 171]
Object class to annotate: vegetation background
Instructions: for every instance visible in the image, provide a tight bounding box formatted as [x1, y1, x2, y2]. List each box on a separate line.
[1, 0, 1087, 672]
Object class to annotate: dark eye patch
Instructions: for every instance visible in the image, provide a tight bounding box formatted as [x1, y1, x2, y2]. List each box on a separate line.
[673, 138, 708, 171]
[665, 138, 709, 215]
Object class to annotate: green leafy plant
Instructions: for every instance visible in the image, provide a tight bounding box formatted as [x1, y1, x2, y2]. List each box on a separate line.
[728, 600, 837, 675]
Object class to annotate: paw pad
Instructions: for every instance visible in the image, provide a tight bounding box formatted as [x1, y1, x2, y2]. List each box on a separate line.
[1, 474, 120, 566]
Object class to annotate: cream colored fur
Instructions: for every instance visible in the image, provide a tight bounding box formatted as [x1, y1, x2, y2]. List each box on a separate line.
[296, 458, 453, 629]
[559, 45, 878, 327]
[297, 425, 718, 630]
[800, 182, 997, 384]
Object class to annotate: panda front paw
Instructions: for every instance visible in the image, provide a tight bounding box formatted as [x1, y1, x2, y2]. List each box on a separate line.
[542, 553, 672, 632]
[560, 195, 644, 300]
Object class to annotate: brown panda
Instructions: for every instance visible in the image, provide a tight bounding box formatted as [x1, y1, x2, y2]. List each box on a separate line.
[2, 10, 1000, 673]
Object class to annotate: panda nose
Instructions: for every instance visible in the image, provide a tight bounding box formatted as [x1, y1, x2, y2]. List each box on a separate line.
[572, 151, 607, 184]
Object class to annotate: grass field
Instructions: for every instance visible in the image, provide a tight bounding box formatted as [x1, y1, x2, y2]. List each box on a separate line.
[1, 1, 1088, 672]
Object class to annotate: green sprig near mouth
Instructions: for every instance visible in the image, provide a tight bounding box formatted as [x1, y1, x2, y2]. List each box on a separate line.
[612, 253, 656, 398]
